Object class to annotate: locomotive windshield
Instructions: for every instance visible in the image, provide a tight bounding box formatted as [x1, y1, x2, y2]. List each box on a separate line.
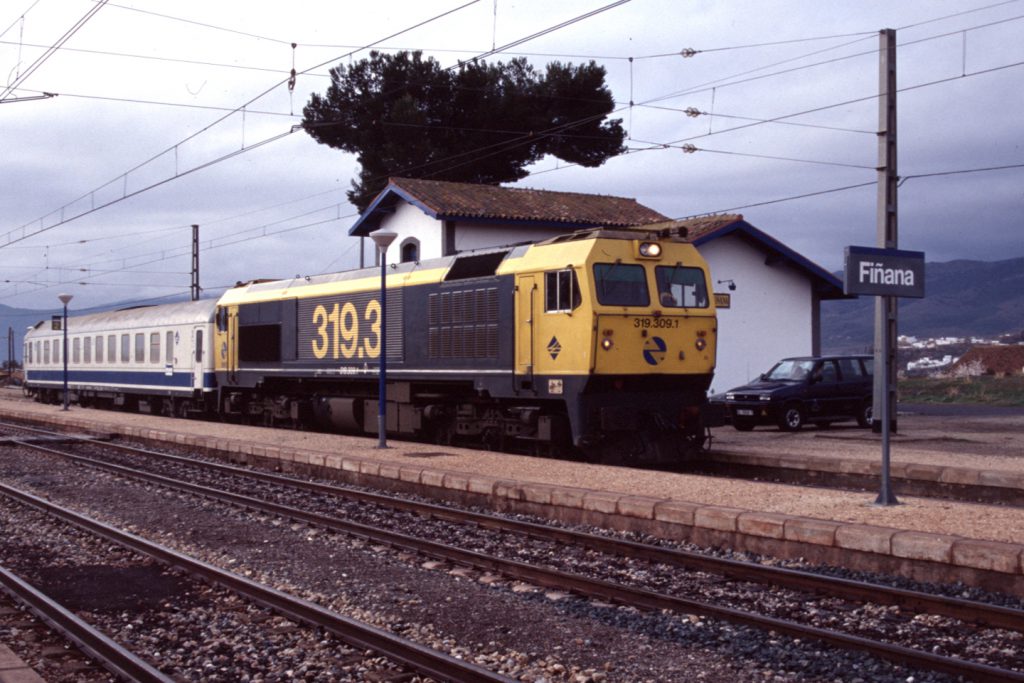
[593, 263, 650, 306]
[655, 265, 709, 308]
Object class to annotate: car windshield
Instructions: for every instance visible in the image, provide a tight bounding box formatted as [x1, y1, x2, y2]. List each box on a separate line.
[764, 359, 816, 381]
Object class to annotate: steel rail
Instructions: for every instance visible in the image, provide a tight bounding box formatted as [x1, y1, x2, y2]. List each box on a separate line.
[0, 565, 173, 682]
[12, 444, 1023, 683]
[44, 430, 1024, 634]
[0, 482, 512, 683]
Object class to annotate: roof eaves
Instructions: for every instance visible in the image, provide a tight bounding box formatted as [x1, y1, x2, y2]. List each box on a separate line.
[693, 219, 847, 299]
[349, 182, 444, 237]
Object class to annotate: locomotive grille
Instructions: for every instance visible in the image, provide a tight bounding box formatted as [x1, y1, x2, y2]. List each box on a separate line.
[428, 287, 499, 359]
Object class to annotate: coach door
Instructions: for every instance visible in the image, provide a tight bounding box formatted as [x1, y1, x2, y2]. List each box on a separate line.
[515, 274, 537, 392]
[192, 327, 205, 391]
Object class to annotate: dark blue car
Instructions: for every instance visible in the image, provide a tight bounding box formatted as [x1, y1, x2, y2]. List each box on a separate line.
[724, 355, 874, 431]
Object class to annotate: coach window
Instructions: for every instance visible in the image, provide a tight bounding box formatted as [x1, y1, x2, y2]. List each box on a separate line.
[545, 269, 581, 313]
[121, 334, 130, 363]
[73, 338, 81, 364]
[134, 333, 145, 363]
[43, 340, 50, 364]
[166, 331, 174, 364]
[53, 340, 59, 365]
[84, 336, 92, 364]
[95, 336, 103, 365]
[149, 332, 160, 364]
[107, 335, 116, 363]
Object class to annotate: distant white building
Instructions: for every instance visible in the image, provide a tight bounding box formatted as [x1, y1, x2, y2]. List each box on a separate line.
[349, 178, 847, 395]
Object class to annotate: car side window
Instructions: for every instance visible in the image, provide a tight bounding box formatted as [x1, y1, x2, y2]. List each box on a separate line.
[815, 360, 839, 383]
[838, 358, 863, 379]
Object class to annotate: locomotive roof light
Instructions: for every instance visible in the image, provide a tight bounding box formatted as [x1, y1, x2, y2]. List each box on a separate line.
[638, 242, 662, 258]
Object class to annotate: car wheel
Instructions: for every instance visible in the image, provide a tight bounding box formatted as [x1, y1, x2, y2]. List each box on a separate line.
[733, 418, 755, 432]
[857, 400, 873, 428]
[778, 403, 804, 431]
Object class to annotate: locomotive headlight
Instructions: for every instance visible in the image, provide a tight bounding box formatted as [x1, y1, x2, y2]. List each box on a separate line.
[601, 336, 614, 350]
[638, 242, 662, 258]
[695, 337, 707, 351]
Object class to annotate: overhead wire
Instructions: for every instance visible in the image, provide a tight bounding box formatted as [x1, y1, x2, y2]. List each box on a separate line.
[2, 1, 636, 303]
[0, 0, 108, 102]
[6, 1, 1022, 304]
[0, 0, 485, 251]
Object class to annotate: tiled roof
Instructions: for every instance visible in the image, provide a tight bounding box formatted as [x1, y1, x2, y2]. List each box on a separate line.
[350, 177, 669, 235]
[650, 213, 846, 300]
[952, 345, 1024, 375]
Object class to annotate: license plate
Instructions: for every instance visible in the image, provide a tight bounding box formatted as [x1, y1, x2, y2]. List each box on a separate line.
[736, 409, 754, 416]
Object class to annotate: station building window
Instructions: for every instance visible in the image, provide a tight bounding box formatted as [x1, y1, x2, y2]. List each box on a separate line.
[400, 238, 420, 263]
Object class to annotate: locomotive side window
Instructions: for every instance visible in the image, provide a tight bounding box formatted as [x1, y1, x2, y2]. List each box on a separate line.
[654, 265, 709, 308]
[544, 269, 581, 313]
[593, 263, 649, 307]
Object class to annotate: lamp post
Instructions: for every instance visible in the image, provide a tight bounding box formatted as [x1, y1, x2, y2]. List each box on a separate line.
[57, 293, 73, 411]
[369, 230, 397, 448]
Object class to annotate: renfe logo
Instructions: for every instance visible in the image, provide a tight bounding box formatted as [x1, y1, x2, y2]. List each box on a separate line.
[843, 246, 926, 298]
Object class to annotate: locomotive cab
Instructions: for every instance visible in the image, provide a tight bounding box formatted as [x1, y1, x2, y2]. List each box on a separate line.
[508, 229, 717, 460]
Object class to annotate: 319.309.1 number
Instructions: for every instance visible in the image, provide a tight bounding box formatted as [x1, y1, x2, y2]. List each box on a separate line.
[632, 317, 679, 329]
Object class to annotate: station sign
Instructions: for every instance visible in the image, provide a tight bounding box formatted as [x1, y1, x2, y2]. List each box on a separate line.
[843, 245, 925, 298]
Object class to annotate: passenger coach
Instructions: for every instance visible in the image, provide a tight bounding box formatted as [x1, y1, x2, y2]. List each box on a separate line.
[24, 299, 217, 416]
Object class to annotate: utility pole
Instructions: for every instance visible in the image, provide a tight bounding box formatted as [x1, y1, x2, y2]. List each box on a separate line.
[873, 29, 899, 437]
[191, 224, 200, 301]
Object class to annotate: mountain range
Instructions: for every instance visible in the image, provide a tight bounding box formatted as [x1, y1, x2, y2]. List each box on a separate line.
[822, 257, 1024, 353]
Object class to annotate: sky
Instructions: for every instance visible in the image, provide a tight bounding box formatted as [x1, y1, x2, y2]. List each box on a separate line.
[1, 0, 1022, 313]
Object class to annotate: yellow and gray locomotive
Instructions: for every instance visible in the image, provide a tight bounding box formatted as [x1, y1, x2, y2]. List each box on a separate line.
[213, 226, 716, 461]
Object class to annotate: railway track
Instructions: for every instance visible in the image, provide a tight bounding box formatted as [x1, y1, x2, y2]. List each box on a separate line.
[2, 420, 1022, 682]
